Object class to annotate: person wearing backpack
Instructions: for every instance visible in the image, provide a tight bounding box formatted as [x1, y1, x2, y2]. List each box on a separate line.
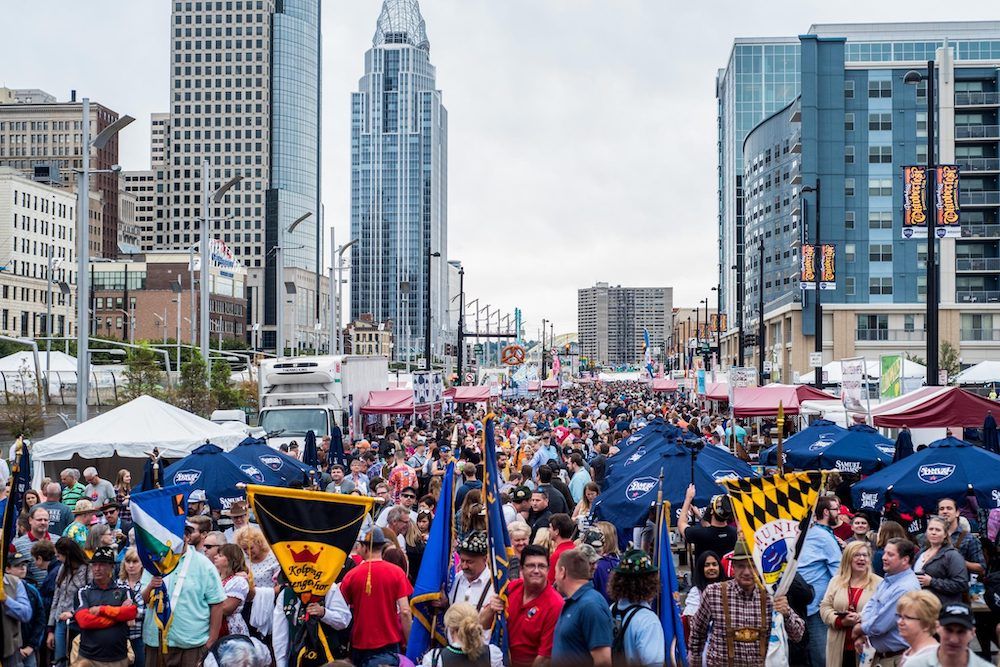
[607, 549, 664, 667]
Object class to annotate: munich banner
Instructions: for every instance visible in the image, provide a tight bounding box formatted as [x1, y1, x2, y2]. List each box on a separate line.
[936, 164, 961, 238]
[820, 244, 836, 290]
[902, 165, 928, 239]
[800, 243, 817, 290]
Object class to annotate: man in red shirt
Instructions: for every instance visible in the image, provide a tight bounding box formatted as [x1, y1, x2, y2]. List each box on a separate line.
[547, 513, 576, 586]
[484, 544, 564, 667]
[339, 526, 413, 666]
[386, 450, 418, 504]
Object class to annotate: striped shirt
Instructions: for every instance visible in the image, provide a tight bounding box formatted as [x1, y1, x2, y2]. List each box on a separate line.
[62, 482, 87, 510]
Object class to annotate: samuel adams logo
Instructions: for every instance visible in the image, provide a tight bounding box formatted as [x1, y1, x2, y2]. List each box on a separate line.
[259, 455, 283, 472]
[240, 464, 266, 483]
[712, 470, 739, 482]
[624, 446, 646, 467]
[809, 435, 836, 452]
[625, 477, 658, 501]
[174, 469, 202, 485]
[918, 463, 955, 484]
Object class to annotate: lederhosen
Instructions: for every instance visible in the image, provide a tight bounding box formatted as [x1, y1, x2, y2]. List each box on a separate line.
[720, 580, 769, 664]
[450, 578, 492, 612]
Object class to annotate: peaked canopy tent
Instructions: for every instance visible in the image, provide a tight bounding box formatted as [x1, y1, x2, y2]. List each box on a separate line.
[797, 359, 926, 386]
[445, 385, 492, 404]
[732, 384, 837, 417]
[702, 382, 731, 402]
[955, 360, 1000, 386]
[540, 378, 560, 390]
[159, 443, 267, 511]
[359, 388, 441, 415]
[870, 386, 1000, 428]
[0, 350, 77, 373]
[651, 378, 679, 392]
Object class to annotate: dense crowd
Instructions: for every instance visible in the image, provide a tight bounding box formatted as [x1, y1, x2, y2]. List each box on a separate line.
[0, 383, 997, 667]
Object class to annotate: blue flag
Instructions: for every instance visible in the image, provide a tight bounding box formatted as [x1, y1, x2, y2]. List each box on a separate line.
[657, 500, 688, 666]
[644, 329, 654, 378]
[0, 438, 30, 600]
[483, 415, 513, 654]
[406, 462, 456, 662]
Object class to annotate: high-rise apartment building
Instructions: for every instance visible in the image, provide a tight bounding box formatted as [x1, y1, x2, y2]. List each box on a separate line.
[578, 282, 672, 367]
[150, 112, 169, 167]
[161, 0, 323, 352]
[122, 170, 158, 252]
[351, 0, 449, 364]
[717, 22, 1000, 381]
[0, 89, 123, 258]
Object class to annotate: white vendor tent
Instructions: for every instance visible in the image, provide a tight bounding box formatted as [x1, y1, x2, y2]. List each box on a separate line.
[954, 360, 1000, 386]
[0, 350, 76, 373]
[33, 395, 244, 462]
[798, 359, 926, 386]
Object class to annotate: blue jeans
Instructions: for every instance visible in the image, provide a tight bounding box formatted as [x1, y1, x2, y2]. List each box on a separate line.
[54, 619, 68, 666]
[130, 638, 145, 667]
[806, 612, 828, 667]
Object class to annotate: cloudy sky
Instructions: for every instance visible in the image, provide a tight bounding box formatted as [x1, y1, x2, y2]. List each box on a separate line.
[3, 1, 997, 335]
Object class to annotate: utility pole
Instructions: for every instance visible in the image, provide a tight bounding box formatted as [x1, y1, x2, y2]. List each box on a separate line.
[456, 266, 465, 385]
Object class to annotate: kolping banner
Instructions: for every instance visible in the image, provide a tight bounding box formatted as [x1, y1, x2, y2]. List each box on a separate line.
[936, 164, 961, 238]
[902, 165, 929, 239]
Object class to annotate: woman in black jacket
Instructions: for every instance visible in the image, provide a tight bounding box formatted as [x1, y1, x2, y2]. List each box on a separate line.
[915, 515, 969, 605]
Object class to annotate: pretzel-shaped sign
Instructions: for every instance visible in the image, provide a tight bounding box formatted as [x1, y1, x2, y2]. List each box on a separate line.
[500, 344, 526, 366]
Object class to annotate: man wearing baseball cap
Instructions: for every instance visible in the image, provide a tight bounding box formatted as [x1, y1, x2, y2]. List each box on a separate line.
[904, 602, 992, 667]
[75, 546, 136, 666]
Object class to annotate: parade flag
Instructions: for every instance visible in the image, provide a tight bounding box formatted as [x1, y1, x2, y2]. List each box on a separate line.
[407, 461, 457, 662]
[655, 496, 688, 666]
[0, 437, 30, 601]
[131, 484, 190, 650]
[720, 471, 825, 595]
[552, 353, 561, 380]
[247, 485, 374, 667]
[483, 415, 513, 654]
[643, 329, 654, 378]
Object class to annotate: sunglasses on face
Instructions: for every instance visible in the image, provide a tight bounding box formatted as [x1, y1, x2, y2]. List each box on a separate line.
[401, 494, 416, 499]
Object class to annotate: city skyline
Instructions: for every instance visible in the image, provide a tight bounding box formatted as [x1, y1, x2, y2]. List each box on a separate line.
[3, 1, 998, 336]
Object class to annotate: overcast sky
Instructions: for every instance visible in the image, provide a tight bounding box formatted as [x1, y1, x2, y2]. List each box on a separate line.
[3, 1, 997, 336]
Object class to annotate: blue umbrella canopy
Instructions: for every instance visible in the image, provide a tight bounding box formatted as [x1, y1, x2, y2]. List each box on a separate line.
[760, 419, 845, 466]
[227, 437, 313, 487]
[592, 440, 757, 537]
[893, 428, 914, 463]
[303, 429, 320, 468]
[761, 422, 894, 475]
[603, 418, 701, 489]
[853, 436, 1000, 515]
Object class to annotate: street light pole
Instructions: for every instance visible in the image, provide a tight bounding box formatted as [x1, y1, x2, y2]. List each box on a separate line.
[335, 238, 357, 355]
[802, 181, 823, 388]
[275, 211, 311, 358]
[456, 266, 465, 385]
[758, 238, 766, 382]
[424, 248, 441, 371]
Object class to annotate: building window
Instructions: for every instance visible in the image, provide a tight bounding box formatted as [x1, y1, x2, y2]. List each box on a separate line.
[869, 277, 893, 295]
[870, 243, 893, 262]
[846, 277, 856, 295]
[916, 112, 927, 138]
[845, 243, 856, 262]
[845, 145, 855, 164]
[869, 211, 893, 228]
[904, 314, 916, 332]
[844, 80, 855, 99]
[857, 314, 889, 340]
[868, 178, 893, 197]
[845, 178, 855, 197]
[868, 113, 892, 131]
[869, 146, 893, 164]
[845, 113, 855, 131]
[845, 211, 855, 230]
[868, 80, 892, 98]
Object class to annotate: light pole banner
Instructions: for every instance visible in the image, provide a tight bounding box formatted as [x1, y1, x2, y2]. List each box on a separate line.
[936, 164, 961, 238]
[902, 165, 929, 239]
[820, 244, 836, 290]
[840, 357, 867, 413]
[879, 354, 902, 399]
[799, 243, 817, 290]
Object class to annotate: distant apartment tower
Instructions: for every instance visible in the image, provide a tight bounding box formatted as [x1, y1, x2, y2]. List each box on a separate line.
[0, 88, 123, 258]
[578, 282, 673, 367]
[150, 112, 168, 167]
[161, 0, 323, 352]
[351, 0, 449, 363]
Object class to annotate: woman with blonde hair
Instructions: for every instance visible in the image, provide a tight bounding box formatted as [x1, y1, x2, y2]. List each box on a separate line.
[571, 482, 600, 532]
[234, 525, 280, 586]
[819, 540, 882, 667]
[114, 468, 133, 522]
[419, 602, 503, 667]
[896, 589, 941, 665]
[213, 543, 254, 636]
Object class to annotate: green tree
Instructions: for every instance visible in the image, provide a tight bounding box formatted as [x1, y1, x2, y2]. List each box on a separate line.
[210, 359, 239, 410]
[940, 340, 961, 383]
[122, 344, 165, 400]
[172, 354, 212, 416]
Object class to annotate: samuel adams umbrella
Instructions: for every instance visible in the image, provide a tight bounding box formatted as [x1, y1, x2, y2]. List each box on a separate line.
[853, 436, 1000, 515]
[603, 418, 701, 489]
[161, 443, 262, 511]
[762, 421, 894, 475]
[227, 437, 313, 487]
[760, 419, 846, 466]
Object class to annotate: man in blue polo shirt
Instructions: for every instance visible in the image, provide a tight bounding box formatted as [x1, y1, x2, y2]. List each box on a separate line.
[551, 547, 612, 667]
[798, 495, 843, 667]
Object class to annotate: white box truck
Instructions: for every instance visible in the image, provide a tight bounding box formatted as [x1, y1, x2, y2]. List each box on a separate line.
[257, 355, 388, 448]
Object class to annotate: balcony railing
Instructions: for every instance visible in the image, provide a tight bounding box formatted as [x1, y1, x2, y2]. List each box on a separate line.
[961, 328, 1000, 341]
[956, 125, 1000, 140]
[856, 329, 926, 342]
[955, 92, 1000, 106]
[962, 224, 1000, 238]
[957, 157, 1000, 172]
[957, 257, 1000, 271]
[957, 290, 1000, 303]
[961, 191, 1000, 206]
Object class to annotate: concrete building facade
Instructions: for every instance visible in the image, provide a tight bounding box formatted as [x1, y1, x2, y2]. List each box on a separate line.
[578, 282, 672, 367]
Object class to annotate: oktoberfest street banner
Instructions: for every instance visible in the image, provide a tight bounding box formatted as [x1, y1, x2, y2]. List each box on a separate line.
[799, 243, 817, 290]
[936, 164, 961, 238]
[903, 165, 929, 238]
[721, 471, 825, 595]
[880, 354, 903, 399]
[820, 244, 836, 289]
[246, 485, 374, 602]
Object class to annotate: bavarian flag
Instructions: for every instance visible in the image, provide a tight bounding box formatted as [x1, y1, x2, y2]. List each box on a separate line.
[246, 485, 373, 602]
[720, 471, 825, 595]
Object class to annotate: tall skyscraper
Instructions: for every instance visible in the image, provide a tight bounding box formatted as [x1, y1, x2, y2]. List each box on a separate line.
[161, 0, 323, 352]
[578, 283, 672, 367]
[351, 0, 448, 364]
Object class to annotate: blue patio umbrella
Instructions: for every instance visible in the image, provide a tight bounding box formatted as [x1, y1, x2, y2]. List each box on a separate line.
[592, 439, 757, 543]
[328, 424, 348, 469]
[853, 436, 1000, 515]
[760, 419, 846, 466]
[303, 430, 320, 467]
[226, 437, 312, 487]
[603, 418, 701, 489]
[161, 443, 266, 511]
[761, 422, 894, 475]
[984, 412, 999, 455]
[892, 428, 914, 463]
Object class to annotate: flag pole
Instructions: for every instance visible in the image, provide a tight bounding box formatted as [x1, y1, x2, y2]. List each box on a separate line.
[776, 401, 785, 474]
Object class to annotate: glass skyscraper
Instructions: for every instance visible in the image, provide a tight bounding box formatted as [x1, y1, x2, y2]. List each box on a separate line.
[351, 0, 448, 364]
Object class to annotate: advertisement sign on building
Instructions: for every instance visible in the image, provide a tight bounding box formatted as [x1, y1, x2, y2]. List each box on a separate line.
[841, 357, 867, 413]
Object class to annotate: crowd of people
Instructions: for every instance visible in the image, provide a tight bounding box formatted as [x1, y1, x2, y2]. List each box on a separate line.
[1, 383, 999, 667]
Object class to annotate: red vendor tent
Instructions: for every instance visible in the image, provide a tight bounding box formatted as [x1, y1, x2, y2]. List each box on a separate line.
[541, 378, 559, 390]
[732, 384, 837, 417]
[360, 389, 440, 415]
[871, 386, 1000, 428]
[527, 381, 541, 392]
[703, 382, 731, 402]
[448, 385, 492, 404]
[652, 378, 679, 392]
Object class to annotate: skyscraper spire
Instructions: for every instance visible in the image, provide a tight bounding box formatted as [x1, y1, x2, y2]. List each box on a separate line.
[373, 0, 430, 51]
